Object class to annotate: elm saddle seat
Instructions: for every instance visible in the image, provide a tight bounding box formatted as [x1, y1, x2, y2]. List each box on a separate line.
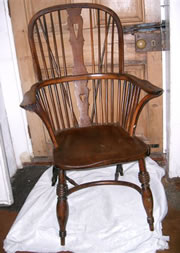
[54, 125, 148, 170]
[20, 3, 163, 246]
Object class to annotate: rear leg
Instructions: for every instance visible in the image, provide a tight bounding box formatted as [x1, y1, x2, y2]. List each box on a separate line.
[115, 164, 123, 181]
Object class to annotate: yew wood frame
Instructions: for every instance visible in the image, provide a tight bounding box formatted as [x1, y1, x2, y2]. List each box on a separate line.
[21, 3, 163, 246]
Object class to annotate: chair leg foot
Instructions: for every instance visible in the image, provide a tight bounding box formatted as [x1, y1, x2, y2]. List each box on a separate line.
[59, 231, 66, 246]
[57, 169, 69, 246]
[115, 164, 123, 180]
[148, 218, 154, 231]
[138, 159, 154, 231]
[52, 166, 59, 186]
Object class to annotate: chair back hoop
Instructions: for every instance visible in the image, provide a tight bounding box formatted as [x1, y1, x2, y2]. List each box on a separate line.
[28, 3, 124, 81]
[28, 3, 125, 128]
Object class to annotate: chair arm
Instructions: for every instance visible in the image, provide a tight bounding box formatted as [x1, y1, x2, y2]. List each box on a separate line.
[20, 82, 59, 147]
[123, 73, 163, 96]
[20, 84, 38, 111]
[123, 73, 163, 136]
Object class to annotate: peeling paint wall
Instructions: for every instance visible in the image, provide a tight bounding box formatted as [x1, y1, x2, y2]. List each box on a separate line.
[0, 0, 33, 171]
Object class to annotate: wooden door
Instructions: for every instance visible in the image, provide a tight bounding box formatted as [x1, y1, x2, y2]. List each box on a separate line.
[9, 0, 163, 158]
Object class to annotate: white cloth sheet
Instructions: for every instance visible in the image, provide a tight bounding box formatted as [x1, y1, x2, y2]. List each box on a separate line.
[4, 157, 169, 253]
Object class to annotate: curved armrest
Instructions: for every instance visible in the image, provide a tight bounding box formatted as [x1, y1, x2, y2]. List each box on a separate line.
[123, 73, 163, 96]
[20, 74, 163, 139]
[21, 74, 163, 98]
[20, 83, 39, 111]
[20, 82, 58, 147]
[121, 73, 163, 136]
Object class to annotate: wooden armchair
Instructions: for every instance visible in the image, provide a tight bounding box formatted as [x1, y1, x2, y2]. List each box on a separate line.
[20, 3, 163, 246]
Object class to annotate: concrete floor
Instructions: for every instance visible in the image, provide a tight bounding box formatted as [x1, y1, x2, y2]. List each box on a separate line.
[158, 207, 180, 253]
[157, 177, 180, 253]
[0, 165, 180, 253]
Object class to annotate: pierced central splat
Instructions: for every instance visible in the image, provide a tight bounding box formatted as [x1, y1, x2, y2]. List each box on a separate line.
[67, 8, 91, 127]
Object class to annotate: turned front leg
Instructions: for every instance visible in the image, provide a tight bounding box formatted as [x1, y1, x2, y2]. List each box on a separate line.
[56, 169, 69, 245]
[138, 159, 154, 231]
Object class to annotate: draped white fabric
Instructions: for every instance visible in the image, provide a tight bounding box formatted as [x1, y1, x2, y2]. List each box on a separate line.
[4, 157, 169, 253]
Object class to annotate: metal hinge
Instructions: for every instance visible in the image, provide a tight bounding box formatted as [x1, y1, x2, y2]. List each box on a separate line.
[123, 21, 166, 34]
[150, 144, 160, 149]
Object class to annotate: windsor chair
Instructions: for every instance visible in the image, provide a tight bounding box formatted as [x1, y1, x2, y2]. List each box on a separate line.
[21, 3, 163, 246]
